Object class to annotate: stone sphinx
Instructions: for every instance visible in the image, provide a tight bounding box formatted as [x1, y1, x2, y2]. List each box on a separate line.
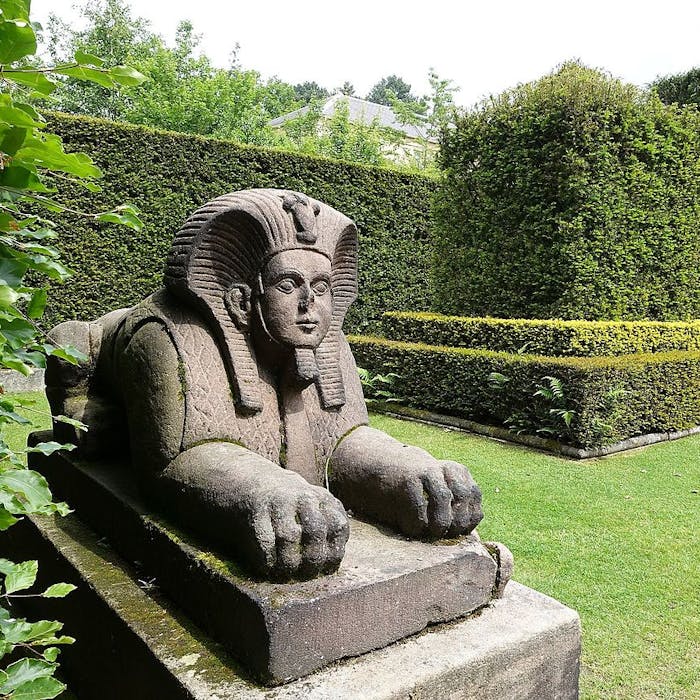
[46, 189, 484, 581]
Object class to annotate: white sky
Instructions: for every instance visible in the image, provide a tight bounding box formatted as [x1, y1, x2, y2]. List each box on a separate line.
[31, 0, 700, 107]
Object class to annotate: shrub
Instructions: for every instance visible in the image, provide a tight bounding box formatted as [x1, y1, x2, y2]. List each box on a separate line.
[433, 62, 700, 321]
[349, 335, 700, 448]
[42, 112, 436, 332]
[382, 312, 700, 356]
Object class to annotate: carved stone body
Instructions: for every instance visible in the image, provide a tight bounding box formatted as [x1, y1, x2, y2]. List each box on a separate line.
[47, 189, 484, 580]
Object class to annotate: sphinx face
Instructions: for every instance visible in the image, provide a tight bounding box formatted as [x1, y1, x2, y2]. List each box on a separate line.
[258, 249, 333, 350]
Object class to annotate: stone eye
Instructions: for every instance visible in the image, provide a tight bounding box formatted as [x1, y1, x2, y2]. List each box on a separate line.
[312, 280, 330, 295]
[276, 278, 297, 294]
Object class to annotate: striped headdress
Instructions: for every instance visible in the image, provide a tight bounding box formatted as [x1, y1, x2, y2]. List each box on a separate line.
[164, 189, 358, 413]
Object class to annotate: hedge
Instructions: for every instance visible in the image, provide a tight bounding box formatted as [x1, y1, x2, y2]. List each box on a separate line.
[349, 335, 700, 448]
[433, 62, 700, 321]
[43, 112, 436, 332]
[382, 311, 700, 356]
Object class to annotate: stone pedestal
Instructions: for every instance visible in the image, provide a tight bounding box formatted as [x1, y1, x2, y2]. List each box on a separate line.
[4, 512, 580, 700]
[18, 436, 581, 697]
[28, 438, 510, 684]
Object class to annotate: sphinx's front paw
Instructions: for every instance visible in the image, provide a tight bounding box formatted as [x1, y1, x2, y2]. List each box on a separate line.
[248, 478, 349, 580]
[391, 460, 483, 539]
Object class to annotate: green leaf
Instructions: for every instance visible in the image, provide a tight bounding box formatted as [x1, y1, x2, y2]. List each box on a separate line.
[96, 204, 144, 231]
[74, 50, 104, 67]
[42, 648, 59, 662]
[0, 317, 37, 349]
[0, 97, 43, 129]
[0, 505, 18, 530]
[26, 441, 76, 456]
[0, 559, 15, 575]
[0, 1, 31, 22]
[53, 414, 88, 433]
[53, 64, 115, 89]
[0, 125, 28, 155]
[0, 469, 54, 513]
[0, 256, 28, 287]
[26, 287, 46, 318]
[24, 256, 70, 282]
[10, 619, 62, 643]
[0, 17, 36, 64]
[3, 559, 37, 594]
[0, 283, 19, 307]
[11, 675, 65, 700]
[0, 355, 31, 374]
[0, 658, 56, 694]
[108, 65, 147, 87]
[42, 344, 87, 364]
[1, 70, 56, 96]
[0, 404, 32, 424]
[41, 583, 76, 598]
[15, 133, 102, 179]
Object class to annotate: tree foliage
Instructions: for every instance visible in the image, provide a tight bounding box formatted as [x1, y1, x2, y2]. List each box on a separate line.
[433, 62, 700, 320]
[0, 1, 144, 696]
[280, 99, 390, 166]
[651, 67, 700, 107]
[41, 0, 298, 146]
[366, 75, 415, 105]
[293, 81, 329, 105]
[385, 69, 458, 172]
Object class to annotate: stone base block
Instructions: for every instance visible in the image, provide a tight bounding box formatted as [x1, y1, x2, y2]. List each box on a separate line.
[28, 439, 508, 684]
[4, 512, 580, 699]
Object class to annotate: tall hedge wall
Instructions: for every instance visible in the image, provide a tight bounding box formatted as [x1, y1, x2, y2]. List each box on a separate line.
[433, 62, 700, 321]
[43, 112, 435, 332]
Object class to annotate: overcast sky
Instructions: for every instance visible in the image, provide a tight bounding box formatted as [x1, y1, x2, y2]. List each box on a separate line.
[31, 0, 700, 107]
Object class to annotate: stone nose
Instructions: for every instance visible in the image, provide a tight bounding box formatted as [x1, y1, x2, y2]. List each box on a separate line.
[298, 282, 315, 310]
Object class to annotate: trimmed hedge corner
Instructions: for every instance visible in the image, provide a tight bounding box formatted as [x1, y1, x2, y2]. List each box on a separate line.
[382, 312, 700, 356]
[349, 335, 700, 449]
[43, 112, 436, 332]
[433, 62, 700, 321]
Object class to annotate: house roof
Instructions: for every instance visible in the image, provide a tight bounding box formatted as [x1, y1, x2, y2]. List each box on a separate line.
[269, 94, 437, 142]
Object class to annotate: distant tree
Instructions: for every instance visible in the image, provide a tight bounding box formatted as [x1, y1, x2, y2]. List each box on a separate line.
[42, 0, 157, 119]
[386, 69, 458, 171]
[40, 0, 297, 145]
[651, 67, 700, 107]
[337, 81, 355, 96]
[366, 75, 415, 105]
[278, 99, 389, 166]
[294, 81, 329, 104]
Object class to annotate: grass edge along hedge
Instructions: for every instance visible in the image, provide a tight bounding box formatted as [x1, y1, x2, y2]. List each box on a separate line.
[349, 335, 700, 449]
[382, 311, 700, 356]
[43, 111, 435, 333]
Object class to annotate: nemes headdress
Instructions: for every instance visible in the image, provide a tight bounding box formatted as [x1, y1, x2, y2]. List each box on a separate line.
[164, 189, 358, 413]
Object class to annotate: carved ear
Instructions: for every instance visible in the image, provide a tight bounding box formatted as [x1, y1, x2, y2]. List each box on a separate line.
[224, 284, 252, 331]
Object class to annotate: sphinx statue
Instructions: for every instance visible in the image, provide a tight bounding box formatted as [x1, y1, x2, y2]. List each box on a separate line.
[46, 189, 484, 580]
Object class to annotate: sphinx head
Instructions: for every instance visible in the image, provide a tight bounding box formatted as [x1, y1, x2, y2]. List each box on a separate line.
[164, 189, 358, 411]
[256, 249, 333, 351]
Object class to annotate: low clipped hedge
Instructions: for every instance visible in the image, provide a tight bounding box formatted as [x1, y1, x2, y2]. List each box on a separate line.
[382, 312, 700, 357]
[43, 112, 435, 332]
[349, 335, 700, 448]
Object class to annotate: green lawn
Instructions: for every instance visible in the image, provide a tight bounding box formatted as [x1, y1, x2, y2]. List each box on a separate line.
[4, 393, 698, 698]
[371, 413, 699, 700]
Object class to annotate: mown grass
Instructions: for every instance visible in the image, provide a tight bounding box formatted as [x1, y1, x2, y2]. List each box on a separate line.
[4, 393, 698, 698]
[371, 413, 699, 700]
